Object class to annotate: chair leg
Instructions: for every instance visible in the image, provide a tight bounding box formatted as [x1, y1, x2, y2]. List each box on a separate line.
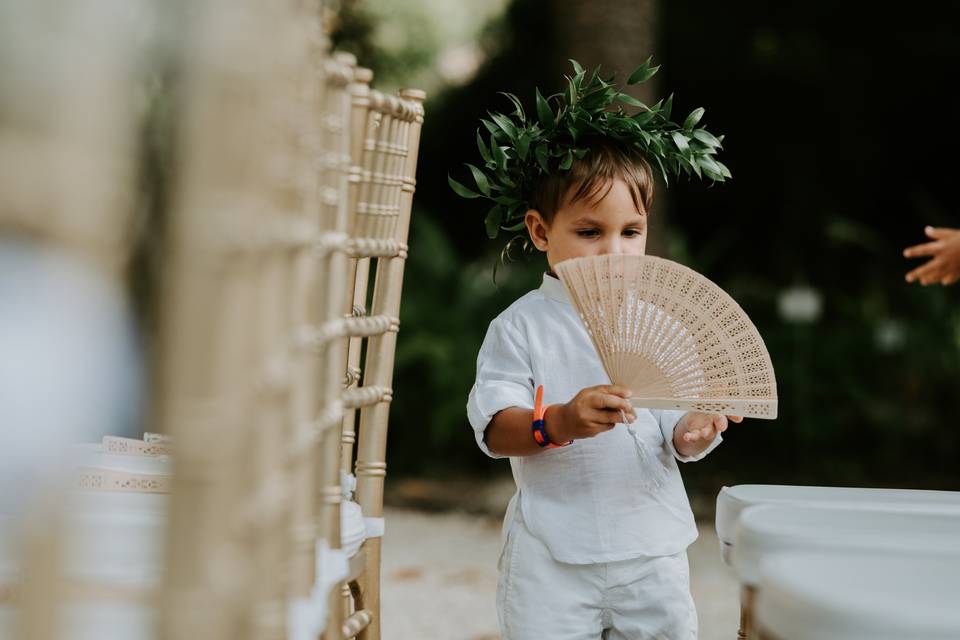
[738, 584, 755, 640]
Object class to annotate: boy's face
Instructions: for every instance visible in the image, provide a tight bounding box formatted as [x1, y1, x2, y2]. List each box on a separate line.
[525, 177, 647, 273]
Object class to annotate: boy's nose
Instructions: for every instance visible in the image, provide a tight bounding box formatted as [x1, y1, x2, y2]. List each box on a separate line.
[600, 238, 625, 255]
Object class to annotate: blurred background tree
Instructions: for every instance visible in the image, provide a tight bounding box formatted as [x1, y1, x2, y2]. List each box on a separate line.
[330, 0, 960, 498]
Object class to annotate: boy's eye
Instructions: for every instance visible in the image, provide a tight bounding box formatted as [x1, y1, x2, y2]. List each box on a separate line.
[577, 229, 600, 237]
[624, 228, 645, 237]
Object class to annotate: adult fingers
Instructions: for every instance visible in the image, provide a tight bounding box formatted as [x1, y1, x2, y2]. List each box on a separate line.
[918, 260, 945, 285]
[943, 274, 960, 286]
[906, 260, 939, 284]
[903, 240, 943, 258]
[925, 226, 956, 240]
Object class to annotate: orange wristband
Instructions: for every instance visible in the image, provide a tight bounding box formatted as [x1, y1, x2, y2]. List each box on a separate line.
[532, 384, 572, 448]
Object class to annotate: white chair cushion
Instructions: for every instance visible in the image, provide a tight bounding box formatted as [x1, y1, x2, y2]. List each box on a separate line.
[756, 551, 960, 639]
[715, 485, 960, 564]
[733, 503, 960, 585]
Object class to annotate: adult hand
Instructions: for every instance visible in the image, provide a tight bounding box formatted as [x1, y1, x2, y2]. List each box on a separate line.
[904, 226, 960, 286]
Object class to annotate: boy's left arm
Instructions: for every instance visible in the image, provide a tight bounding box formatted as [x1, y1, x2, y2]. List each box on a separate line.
[654, 410, 742, 462]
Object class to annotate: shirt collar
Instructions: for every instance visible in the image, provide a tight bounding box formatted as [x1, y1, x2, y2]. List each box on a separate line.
[539, 270, 572, 305]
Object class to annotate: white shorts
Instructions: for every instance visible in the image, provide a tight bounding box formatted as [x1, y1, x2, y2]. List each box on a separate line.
[496, 508, 698, 640]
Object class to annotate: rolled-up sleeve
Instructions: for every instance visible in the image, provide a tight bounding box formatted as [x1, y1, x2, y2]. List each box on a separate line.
[654, 409, 723, 462]
[466, 316, 534, 459]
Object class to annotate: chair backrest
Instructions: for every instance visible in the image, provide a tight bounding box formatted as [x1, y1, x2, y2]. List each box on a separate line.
[0, 2, 150, 639]
[331, 73, 426, 640]
[157, 2, 324, 638]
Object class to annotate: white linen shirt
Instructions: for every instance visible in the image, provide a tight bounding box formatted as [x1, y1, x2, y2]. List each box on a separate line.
[466, 271, 722, 564]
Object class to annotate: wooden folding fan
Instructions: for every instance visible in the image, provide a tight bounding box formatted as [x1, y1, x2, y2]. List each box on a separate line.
[555, 254, 778, 419]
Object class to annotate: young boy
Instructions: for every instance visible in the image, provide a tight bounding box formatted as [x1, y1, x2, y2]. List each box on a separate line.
[465, 139, 742, 639]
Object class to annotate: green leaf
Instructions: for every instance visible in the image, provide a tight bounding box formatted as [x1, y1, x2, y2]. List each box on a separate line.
[559, 149, 574, 170]
[508, 201, 527, 219]
[492, 143, 508, 172]
[485, 205, 503, 239]
[497, 170, 517, 188]
[617, 93, 646, 108]
[716, 160, 732, 179]
[480, 118, 498, 136]
[490, 112, 519, 140]
[517, 133, 531, 160]
[671, 131, 690, 152]
[632, 110, 655, 126]
[683, 107, 705, 130]
[535, 144, 550, 173]
[466, 163, 491, 196]
[627, 56, 660, 85]
[570, 59, 585, 76]
[535, 88, 554, 127]
[502, 220, 527, 231]
[498, 92, 525, 120]
[574, 147, 589, 158]
[692, 129, 721, 148]
[448, 174, 480, 199]
[476, 130, 491, 164]
[651, 154, 669, 185]
[661, 93, 674, 120]
[698, 155, 724, 180]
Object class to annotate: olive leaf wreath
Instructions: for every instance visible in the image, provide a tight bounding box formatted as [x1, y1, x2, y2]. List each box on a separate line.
[449, 57, 730, 252]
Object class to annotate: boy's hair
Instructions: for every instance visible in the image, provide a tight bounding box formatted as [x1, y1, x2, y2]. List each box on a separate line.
[529, 139, 654, 224]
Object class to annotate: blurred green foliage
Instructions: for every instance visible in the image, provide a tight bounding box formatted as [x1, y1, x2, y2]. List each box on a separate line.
[337, 0, 960, 493]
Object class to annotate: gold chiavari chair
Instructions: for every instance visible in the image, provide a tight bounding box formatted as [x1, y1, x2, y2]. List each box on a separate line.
[0, 1, 152, 638]
[310, 50, 357, 640]
[331, 70, 426, 639]
[158, 1, 319, 639]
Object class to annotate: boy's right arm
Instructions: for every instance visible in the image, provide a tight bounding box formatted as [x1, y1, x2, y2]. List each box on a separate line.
[484, 387, 638, 457]
[466, 316, 636, 458]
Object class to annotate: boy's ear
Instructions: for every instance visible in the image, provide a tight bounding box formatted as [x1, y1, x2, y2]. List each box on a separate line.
[525, 209, 549, 252]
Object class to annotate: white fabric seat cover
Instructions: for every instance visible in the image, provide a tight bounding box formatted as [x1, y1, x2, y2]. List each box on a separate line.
[756, 551, 960, 639]
[733, 503, 960, 585]
[715, 484, 960, 565]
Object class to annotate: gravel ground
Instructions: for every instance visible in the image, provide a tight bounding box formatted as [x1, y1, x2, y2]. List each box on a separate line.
[381, 507, 739, 640]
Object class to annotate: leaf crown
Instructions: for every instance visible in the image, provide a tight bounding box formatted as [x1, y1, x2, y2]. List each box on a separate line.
[449, 57, 731, 240]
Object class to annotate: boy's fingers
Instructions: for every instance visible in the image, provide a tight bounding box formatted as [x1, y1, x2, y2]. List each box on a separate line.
[599, 385, 633, 398]
[588, 409, 628, 427]
[727, 415, 743, 423]
[592, 392, 633, 414]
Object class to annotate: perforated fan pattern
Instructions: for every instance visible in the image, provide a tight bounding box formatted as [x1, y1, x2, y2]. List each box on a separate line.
[555, 254, 778, 419]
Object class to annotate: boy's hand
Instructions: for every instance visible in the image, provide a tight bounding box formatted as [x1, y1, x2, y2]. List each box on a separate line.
[677, 412, 741, 442]
[674, 412, 742, 457]
[673, 411, 743, 456]
[545, 384, 637, 443]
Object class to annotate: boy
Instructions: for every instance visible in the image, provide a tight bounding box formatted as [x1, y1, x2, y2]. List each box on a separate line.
[466, 140, 742, 639]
